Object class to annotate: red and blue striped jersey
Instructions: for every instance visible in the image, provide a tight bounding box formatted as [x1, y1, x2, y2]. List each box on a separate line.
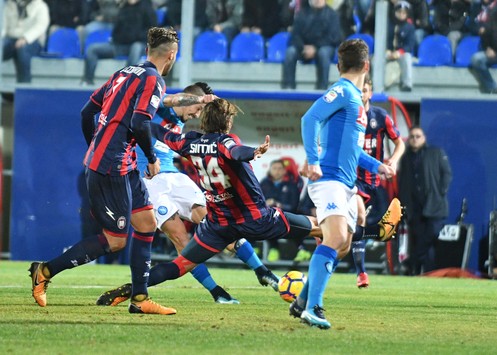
[357, 105, 401, 187]
[83, 61, 165, 176]
[155, 128, 268, 226]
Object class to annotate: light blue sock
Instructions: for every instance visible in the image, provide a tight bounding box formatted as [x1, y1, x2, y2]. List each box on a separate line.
[306, 244, 337, 310]
[191, 263, 217, 291]
[235, 239, 263, 270]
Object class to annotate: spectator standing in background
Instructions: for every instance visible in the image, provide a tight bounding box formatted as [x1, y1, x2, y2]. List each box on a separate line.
[164, 0, 208, 37]
[398, 126, 452, 276]
[327, 0, 356, 38]
[81, 0, 156, 85]
[241, 0, 282, 39]
[206, 0, 244, 46]
[281, 0, 342, 90]
[82, 0, 120, 39]
[260, 159, 301, 262]
[46, 0, 85, 35]
[470, 5, 497, 93]
[386, 1, 415, 92]
[2, 0, 50, 83]
[432, 0, 472, 55]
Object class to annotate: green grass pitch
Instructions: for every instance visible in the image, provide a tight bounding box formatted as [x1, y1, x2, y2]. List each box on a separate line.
[1, 260, 496, 354]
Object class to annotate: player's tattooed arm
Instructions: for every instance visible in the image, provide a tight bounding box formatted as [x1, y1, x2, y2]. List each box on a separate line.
[163, 93, 217, 107]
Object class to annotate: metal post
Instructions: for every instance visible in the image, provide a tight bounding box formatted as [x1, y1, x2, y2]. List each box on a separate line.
[179, 0, 195, 88]
[372, 0, 388, 93]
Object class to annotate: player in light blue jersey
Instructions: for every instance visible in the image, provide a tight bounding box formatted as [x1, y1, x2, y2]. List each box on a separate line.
[294, 39, 396, 329]
[97, 83, 280, 306]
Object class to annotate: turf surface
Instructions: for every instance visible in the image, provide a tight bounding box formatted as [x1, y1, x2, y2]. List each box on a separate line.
[1, 261, 496, 354]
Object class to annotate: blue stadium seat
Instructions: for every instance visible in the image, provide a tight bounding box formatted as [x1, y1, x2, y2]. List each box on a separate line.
[454, 36, 480, 67]
[266, 32, 290, 63]
[41, 28, 81, 58]
[193, 31, 227, 62]
[84, 29, 112, 55]
[230, 32, 265, 62]
[417, 35, 452, 66]
[346, 33, 374, 55]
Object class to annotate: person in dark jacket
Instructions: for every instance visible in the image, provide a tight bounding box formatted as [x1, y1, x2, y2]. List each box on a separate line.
[470, 6, 497, 94]
[281, 0, 342, 90]
[81, 0, 156, 85]
[386, 1, 415, 92]
[398, 126, 452, 275]
[260, 159, 301, 261]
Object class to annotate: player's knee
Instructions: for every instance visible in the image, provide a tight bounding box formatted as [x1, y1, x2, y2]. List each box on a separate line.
[105, 235, 127, 252]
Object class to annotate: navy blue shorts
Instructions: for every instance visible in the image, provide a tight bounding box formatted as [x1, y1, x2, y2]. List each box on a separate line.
[85, 168, 152, 236]
[182, 207, 290, 264]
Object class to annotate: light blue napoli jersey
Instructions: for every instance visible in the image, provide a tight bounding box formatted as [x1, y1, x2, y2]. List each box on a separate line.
[136, 96, 184, 174]
[301, 78, 381, 188]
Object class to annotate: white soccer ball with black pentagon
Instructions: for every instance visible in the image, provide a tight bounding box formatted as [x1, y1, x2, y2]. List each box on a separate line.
[277, 270, 307, 303]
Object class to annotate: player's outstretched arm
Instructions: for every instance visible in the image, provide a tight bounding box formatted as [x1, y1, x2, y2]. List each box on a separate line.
[163, 93, 218, 107]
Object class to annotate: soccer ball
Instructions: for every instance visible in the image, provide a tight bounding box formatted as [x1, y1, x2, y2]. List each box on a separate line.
[277, 270, 307, 303]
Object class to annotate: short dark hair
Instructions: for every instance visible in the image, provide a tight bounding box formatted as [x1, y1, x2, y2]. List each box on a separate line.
[200, 99, 241, 134]
[183, 82, 214, 96]
[337, 39, 369, 74]
[193, 82, 214, 95]
[147, 27, 178, 52]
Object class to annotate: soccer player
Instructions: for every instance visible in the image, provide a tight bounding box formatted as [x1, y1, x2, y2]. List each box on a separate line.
[96, 83, 280, 307]
[352, 74, 405, 288]
[29, 27, 179, 315]
[104, 98, 323, 310]
[295, 39, 396, 329]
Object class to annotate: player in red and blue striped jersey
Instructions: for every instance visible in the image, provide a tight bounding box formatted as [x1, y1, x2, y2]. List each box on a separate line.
[123, 98, 322, 310]
[29, 27, 179, 315]
[352, 75, 405, 288]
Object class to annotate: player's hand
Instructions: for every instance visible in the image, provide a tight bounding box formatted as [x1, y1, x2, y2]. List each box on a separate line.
[254, 135, 270, 159]
[201, 94, 218, 103]
[145, 158, 161, 179]
[303, 163, 322, 181]
[378, 163, 395, 180]
[384, 157, 398, 173]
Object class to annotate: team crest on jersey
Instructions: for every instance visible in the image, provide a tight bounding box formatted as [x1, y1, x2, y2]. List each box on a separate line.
[117, 216, 126, 230]
[158, 206, 168, 215]
[150, 95, 160, 108]
[369, 118, 378, 129]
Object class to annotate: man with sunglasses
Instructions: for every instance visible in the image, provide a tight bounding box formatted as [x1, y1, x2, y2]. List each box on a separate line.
[398, 126, 452, 275]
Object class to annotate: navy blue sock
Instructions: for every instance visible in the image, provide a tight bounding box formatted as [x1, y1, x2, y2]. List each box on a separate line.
[191, 264, 217, 291]
[147, 262, 181, 286]
[47, 234, 111, 277]
[352, 240, 366, 274]
[235, 239, 263, 270]
[129, 231, 154, 298]
[306, 244, 337, 310]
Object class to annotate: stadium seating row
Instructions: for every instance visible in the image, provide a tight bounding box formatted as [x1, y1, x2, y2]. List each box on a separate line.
[40, 27, 484, 68]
